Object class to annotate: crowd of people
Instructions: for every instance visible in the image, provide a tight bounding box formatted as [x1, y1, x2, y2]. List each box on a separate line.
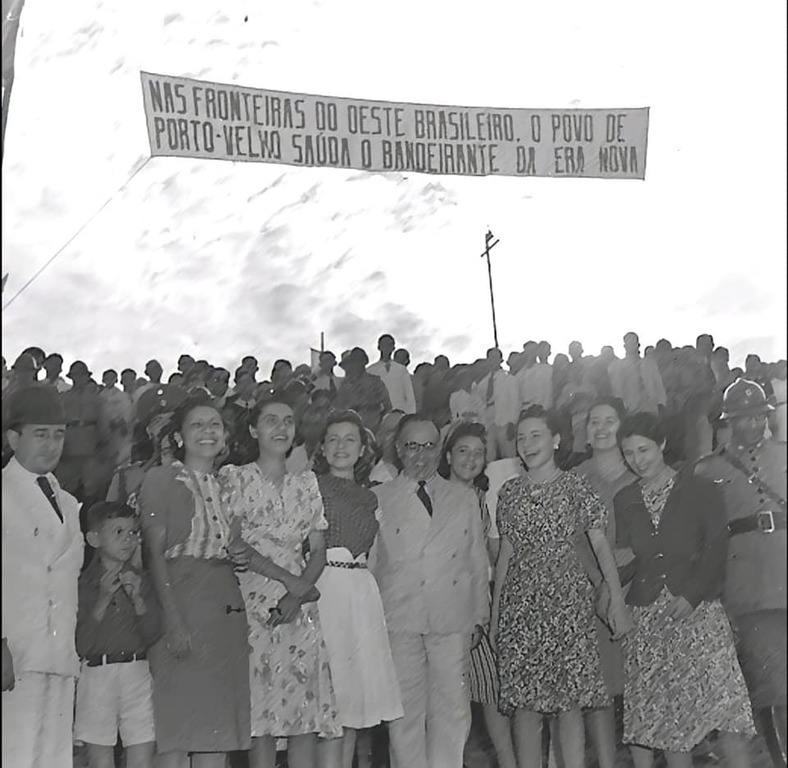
[1, 330, 786, 768]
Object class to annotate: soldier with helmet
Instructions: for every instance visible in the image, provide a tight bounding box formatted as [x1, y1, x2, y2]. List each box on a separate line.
[694, 378, 787, 767]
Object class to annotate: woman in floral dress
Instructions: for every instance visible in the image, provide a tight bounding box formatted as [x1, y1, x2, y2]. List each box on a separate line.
[490, 405, 631, 768]
[614, 412, 754, 768]
[219, 396, 342, 768]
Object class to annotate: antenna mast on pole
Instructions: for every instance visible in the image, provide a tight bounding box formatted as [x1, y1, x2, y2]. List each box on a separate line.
[480, 229, 500, 348]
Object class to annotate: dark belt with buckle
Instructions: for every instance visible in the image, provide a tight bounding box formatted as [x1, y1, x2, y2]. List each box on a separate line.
[327, 561, 367, 569]
[728, 509, 787, 537]
[85, 650, 147, 667]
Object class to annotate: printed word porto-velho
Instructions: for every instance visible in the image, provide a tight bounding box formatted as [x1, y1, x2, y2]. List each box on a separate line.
[152, 117, 283, 159]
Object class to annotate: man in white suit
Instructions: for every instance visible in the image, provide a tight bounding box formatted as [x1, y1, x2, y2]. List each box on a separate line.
[370, 415, 489, 768]
[2, 386, 84, 768]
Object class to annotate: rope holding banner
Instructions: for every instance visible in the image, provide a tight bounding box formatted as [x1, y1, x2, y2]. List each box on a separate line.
[2, 156, 152, 311]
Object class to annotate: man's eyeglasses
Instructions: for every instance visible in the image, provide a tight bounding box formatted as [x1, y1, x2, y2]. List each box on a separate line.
[402, 441, 437, 453]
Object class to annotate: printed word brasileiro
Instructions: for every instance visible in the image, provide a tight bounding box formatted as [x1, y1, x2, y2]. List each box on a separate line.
[413, 110, 515, 142]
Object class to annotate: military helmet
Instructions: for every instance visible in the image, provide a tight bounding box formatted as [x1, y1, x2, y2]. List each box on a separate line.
[721, 378, 774, 419]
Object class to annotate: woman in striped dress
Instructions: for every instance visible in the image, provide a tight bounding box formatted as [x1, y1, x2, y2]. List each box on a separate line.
[438, 420, 517, 768]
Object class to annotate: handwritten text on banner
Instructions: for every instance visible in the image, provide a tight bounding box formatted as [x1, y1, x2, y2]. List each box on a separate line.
[140, 72, 649, 180]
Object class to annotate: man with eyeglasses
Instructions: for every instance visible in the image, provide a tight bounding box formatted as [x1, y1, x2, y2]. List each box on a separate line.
[369, 415, 489, 768]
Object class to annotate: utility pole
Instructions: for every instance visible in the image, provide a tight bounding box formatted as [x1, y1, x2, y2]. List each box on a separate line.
[480, 229, 500, 348]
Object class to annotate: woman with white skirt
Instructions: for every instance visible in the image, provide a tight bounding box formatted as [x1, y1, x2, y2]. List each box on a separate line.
[313, 409, 403, 768]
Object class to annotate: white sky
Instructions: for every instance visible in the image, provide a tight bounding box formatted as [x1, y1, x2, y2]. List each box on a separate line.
[2, 0, 786, 376]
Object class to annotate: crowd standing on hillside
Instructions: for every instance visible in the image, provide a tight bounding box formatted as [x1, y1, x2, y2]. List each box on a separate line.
[1, 331, 785, 768]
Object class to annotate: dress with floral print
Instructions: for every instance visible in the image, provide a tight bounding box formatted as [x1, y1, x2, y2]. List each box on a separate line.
[496, 471, 609, 715]
[623, 472, 755, 752]
[219, 465, 342, 739]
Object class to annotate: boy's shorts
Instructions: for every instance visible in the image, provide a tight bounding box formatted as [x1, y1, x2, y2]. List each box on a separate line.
[74, 659, 155, 747]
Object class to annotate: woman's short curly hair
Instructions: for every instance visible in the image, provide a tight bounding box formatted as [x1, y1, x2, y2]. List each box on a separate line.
[311, 409, 380, 487]
[168, 390, 225, 462]
[437, 419, 489, 492]
[618, 412, 668, 447]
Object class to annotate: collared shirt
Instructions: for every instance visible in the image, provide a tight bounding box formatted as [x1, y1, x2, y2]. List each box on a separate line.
[367, 360, 416, 414]
[472, 369, 519, 427]
[516, 362, 553, 410]
[76, 557, 162, 658]
[138, 461, 232, 561]
[370, 473, 489, 634]
[2, 457, 83, 676]
[608, 356, 667, 415]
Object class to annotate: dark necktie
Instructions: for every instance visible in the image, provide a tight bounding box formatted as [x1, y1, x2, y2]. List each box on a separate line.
[329, 376, 337, 396]
[385, 362, 391, 373]
[36, 476, 64, 523]
[416, 480, 433, 517]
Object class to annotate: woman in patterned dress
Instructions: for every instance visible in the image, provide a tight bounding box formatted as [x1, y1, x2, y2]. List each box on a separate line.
[574, 397, 636, 768]
[614, 412, 755, 768]
[438, 420, 517, 768]
[138, 392, 251, 767]
[490, 405, 632, 768]
[219, 396, 342, 768]
[312, 409, 403, 768]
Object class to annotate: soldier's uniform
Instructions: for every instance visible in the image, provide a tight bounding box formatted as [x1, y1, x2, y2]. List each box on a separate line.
[695, 379, 786, 766]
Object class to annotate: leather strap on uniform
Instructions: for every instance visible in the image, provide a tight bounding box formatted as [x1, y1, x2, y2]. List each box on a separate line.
[722, 449, 787, 511]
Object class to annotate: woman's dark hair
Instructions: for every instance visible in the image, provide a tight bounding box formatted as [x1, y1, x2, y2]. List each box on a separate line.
[249, 394, 292, 429]
[169, 391, 224, 462]
[618, 412, 668, 446]
[517, 404, 563, 436]
[437, 420, 489, 492]
[585, 396, 627, 425]
[516, 405, 572, 468]
[246, 395, 296, 460]
[312, 409, 380, 487]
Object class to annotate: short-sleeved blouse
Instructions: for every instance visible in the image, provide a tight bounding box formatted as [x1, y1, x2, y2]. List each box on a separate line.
[138, 461, 231, 560]
[317, 473, 379, 558]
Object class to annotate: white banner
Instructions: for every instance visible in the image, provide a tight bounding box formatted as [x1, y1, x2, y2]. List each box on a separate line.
[141, 71, 649, 180]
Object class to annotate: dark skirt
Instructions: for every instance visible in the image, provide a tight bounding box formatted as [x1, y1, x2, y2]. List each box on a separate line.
[731, 609, 787, 709]
[148, 557, 251, 754]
